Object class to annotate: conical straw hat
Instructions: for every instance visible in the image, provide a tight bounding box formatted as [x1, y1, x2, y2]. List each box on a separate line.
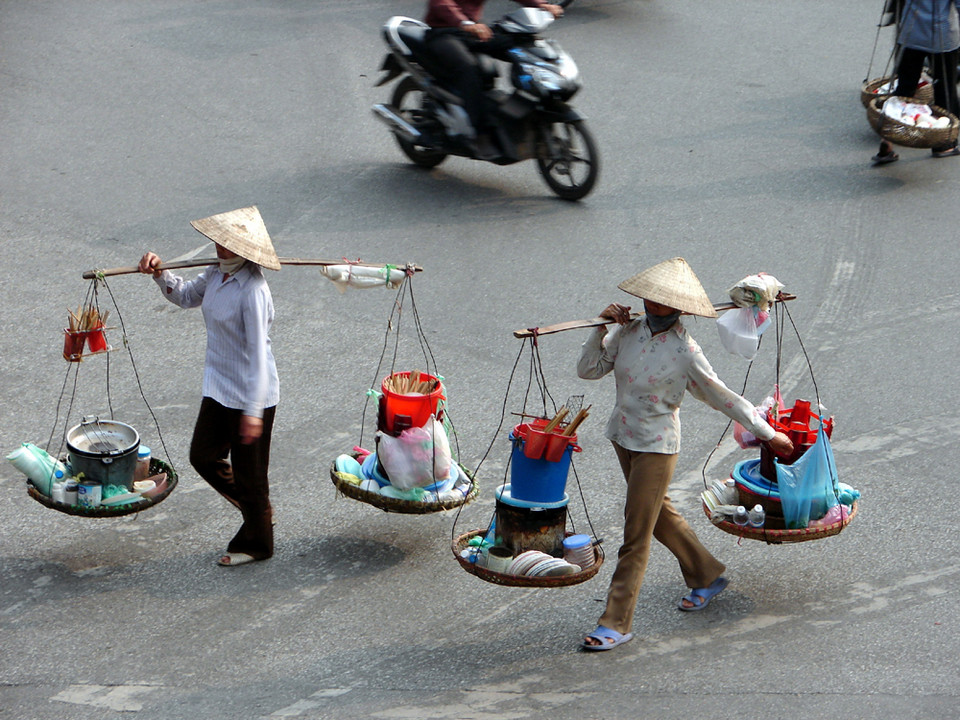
[190, 206, 281, 271]
[617, 257, 717, 318]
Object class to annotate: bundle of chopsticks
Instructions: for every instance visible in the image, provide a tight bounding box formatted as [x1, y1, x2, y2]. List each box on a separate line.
[543, 404, 591, 436]
[385, 370, 438, 396]
[67, 304, 107, 333]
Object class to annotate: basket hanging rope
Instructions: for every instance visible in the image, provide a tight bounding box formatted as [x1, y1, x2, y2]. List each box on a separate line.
[450, 334, 604, 588]
[26, 275, 178, 517]
[329, 269, 478, 514]
[700, 296, 860, 544]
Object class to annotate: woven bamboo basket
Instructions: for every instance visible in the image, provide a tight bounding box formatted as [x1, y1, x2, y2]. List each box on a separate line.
[860, 76, 934, 109]
[330, 460, 479, 514]
[703, 499, 858, 545]
[26, 458, 178, 518]
[452, 529, 604, 587]
[868, 96, 959, 148]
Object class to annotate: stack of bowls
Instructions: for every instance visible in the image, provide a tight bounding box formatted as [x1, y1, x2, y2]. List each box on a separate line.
[562, 534, 595, 570]
[506, 550, 580, 577]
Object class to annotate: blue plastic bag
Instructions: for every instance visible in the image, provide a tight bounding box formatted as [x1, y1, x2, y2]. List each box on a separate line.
[775, 425, 839, 529]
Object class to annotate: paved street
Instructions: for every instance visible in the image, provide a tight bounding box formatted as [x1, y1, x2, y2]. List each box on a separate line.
[1, 1, 958, 718]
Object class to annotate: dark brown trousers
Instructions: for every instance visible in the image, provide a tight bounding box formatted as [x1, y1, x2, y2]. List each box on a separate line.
[190, 397, 276, 560]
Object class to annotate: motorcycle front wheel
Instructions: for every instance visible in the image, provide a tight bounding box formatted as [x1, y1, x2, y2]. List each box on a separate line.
[536, 119, 599, 201]
[391, 77, 448, 169]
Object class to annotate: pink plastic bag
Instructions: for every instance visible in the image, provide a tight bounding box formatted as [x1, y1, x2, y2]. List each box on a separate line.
[376, 415, 451, 489]
[733, 393, 779, 449]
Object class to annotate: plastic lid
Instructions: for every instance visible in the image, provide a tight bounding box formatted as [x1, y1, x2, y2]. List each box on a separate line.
[137, 446, 151, 459]
[562, 534, 591, 549]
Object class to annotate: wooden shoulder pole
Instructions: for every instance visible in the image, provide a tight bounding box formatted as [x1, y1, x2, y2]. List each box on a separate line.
[82, 258, 423, 279]
[513, 293, 797, 339]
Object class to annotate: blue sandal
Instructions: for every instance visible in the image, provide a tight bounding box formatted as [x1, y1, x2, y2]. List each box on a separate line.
[581, 625, 634, 651]
[678, 576, 728, 612]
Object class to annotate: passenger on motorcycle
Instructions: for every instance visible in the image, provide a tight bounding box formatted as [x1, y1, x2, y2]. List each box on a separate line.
[423, 0, 564, 157]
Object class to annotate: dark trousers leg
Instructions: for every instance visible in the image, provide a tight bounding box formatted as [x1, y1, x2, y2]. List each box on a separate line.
[894, 47, 926, 98]
[424, 32, 484, 133]
[190, 397, 276, 559]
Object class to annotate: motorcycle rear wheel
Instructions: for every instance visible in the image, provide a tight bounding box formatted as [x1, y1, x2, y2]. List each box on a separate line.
[391, 77, 448, 169]
[536, 119, 599, 201]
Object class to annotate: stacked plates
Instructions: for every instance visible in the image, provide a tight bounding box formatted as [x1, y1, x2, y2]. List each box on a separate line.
[562, 534, 596, 570]
[506, 550, 581, 577]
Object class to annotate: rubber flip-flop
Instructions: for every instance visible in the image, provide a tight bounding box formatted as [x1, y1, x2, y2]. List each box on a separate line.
[932, 146, 960, 158]
[678, 576, 729, 612]
[580, 625, 634, 651]
[871, 151, 899, 165]
[218, 552, 257, 567]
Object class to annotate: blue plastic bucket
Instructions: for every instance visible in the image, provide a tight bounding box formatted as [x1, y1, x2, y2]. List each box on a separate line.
[509, 433, 575, 504]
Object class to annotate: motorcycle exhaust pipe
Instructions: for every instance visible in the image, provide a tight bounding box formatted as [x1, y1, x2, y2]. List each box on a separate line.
[372, 104, 421, 142]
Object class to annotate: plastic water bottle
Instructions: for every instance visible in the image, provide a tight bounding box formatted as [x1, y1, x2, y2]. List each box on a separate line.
[723, 478, 738, 505]
[748, 504, 765, 528]
[733, 505, 749, 527]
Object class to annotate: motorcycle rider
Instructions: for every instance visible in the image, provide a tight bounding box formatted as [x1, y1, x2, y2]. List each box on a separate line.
[423, 0, 564, 158]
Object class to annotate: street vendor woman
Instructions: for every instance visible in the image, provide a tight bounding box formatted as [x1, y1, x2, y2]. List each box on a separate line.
[138, 206, 281, 567]
[576, 257, 793, 651]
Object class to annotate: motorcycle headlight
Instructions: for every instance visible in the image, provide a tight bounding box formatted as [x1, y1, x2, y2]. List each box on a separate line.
[515, 61, 580, 99]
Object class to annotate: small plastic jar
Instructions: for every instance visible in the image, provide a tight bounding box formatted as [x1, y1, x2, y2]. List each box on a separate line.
[134, 446, 151, 482]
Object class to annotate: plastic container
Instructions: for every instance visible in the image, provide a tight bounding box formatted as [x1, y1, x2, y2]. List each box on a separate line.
[63, 479, 79, 505]
[134, 446, 151, 482]
[733, 505, 749, 527]
[748, 504, 765, 528]
[6, 443, 69, 496]
[760, 399, 834, 480]
[379, 372, 444, 435]
[85, 324, 107, 353]
[562, 533, 595, 570]
[509, 432, 579, 504]
[515, 419, 577, 462]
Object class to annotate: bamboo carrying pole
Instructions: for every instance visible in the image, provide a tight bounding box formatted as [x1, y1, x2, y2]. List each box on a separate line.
[512, 293, 797, 338]
[82, 257, 423, 280]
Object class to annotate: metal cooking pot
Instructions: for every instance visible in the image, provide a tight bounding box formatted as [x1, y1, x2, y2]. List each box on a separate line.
[66, 417, 140, 490]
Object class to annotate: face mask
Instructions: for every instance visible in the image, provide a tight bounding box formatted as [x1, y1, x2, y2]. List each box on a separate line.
[646, 310, 681, 333]
[219, 256, 247, 276]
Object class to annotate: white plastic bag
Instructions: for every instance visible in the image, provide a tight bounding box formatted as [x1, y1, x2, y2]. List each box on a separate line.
[318, 264, 406, 293]
[376, 415, 451, 489]
[717, 307, 760, 359]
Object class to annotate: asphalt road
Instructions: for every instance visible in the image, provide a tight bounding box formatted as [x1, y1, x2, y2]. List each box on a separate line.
[2, 1, 958, 719]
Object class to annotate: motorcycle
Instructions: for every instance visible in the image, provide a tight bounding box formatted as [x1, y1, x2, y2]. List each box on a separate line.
[372, 7, 599, 201]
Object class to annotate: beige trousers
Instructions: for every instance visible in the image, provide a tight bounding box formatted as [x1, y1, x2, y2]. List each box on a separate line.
[598, 443, 725, 634]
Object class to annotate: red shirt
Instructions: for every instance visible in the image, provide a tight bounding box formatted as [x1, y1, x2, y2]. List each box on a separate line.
[424, 0, 547, 28]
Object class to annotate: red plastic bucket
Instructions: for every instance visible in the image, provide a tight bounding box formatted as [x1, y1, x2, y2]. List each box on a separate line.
[760, 399, 834, 481]
[380, 372, 444, 434]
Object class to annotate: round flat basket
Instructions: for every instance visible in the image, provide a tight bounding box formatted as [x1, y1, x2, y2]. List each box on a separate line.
[330, 461, 479, 514]
[860, 76, 934, 109]
[26, 458, 178, 518]
[452, 529, 604, 587]
[703, 500, 858, 544]
[869, 96, 959, 148]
